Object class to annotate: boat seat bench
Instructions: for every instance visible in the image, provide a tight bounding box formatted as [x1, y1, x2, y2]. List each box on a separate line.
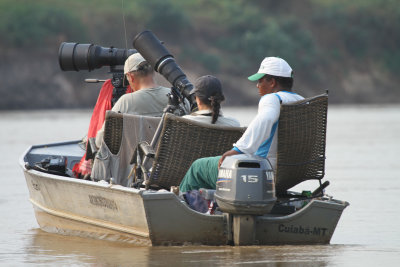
[103, 112, 246, 189]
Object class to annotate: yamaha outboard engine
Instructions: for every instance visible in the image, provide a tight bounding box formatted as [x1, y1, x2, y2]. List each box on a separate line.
[215, 154, 276, 215]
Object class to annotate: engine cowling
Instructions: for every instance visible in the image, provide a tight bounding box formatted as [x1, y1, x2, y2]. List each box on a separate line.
[215, 154, 276, 215]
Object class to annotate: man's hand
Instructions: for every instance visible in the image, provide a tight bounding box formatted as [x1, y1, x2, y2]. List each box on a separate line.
[218, 149, 239, 168]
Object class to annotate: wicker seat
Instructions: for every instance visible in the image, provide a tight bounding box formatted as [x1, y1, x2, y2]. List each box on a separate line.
[103, 112, 124, 155]
[138, 113, 246, 190]
[275, 94, 328, 196]
[85, 112, 123, 160]
[103, 94, 327, 192]
[92, 111, 160, 186]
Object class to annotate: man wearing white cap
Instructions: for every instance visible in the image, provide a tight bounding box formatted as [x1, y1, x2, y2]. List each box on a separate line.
[180, 57, 304, 193]
[95, 53, 170, 147]
[111, 53, 170, 116]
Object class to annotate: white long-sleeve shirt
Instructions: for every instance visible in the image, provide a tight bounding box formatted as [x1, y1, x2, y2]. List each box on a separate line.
[233, 91, 304, 168]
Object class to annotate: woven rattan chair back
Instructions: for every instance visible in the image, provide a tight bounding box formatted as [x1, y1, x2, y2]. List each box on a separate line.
[104, 111, 124, 155]
[148, 113, 246, 189]
[275, 94, 328, 196]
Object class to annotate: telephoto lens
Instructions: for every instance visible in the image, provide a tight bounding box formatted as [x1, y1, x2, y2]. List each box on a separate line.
[58, 42, 137, 71]
[133, 30, 195, 106]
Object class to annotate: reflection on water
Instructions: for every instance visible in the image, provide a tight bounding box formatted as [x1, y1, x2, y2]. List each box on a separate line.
[25, 229, 400, 266]
[1, 106, 400, 266]
[27, 229, 334, 266]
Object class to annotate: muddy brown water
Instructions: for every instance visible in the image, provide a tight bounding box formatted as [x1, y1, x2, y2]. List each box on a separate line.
[1, 106, 399, 266]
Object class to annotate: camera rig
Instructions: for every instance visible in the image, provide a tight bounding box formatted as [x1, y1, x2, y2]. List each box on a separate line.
[58, 32, 196, 112]
[58, 31, 198, 184]
[58, 42, 137, 107]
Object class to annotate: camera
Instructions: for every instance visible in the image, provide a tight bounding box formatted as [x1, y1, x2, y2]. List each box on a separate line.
[133, 30, 196, 109]
[58, 32, 196, 111]
[58, 42, 137, 72]
[58, 42, 137, 108]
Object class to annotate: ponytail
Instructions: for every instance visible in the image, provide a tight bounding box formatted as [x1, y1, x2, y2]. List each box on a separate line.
[209, 94, 225, 124]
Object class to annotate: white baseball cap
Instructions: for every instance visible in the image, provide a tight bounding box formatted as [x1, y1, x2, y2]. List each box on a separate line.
[124, 53, 146, 74]
[248, 57, 293, 81]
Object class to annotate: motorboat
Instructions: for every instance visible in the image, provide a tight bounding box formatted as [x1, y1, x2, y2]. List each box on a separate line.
[20, 94, 349, 246]
[20, 30, 348, 246]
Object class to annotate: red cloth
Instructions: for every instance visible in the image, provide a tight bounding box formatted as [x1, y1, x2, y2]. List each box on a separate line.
[73, 79, 131, 178]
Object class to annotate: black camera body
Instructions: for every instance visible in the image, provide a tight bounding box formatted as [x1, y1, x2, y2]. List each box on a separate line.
[111, 71, 128, 107]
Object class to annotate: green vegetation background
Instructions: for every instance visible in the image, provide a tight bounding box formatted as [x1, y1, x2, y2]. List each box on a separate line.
[0, 0, 399, 109]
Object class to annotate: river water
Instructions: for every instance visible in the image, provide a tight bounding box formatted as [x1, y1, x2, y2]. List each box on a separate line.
[0, 105, 399, 266]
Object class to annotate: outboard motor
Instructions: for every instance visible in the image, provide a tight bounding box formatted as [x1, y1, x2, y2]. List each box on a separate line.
[215, 154, 276, 215]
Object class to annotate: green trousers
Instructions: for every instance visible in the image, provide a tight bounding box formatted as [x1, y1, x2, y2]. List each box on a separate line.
[179, 156, 221, 192]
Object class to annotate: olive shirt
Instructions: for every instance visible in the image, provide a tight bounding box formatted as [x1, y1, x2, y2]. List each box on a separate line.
[112, 86, 170, 116]
[95, 86, 170, 148]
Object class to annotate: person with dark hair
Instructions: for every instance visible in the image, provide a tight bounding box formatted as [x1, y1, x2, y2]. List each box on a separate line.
[180, 57, 304, 193]
[183, 75, 239, 127]
[95, 53, 170, 147]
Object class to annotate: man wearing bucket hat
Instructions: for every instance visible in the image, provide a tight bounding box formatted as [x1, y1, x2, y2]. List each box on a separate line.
[179, 57, 304, 193]
[95, 53, 170, 147]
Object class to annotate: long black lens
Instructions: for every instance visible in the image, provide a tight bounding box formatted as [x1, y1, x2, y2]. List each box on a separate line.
[132, 31, 172, 71]
[58, 42, 137, 71]
[132, 31, 194, 101]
